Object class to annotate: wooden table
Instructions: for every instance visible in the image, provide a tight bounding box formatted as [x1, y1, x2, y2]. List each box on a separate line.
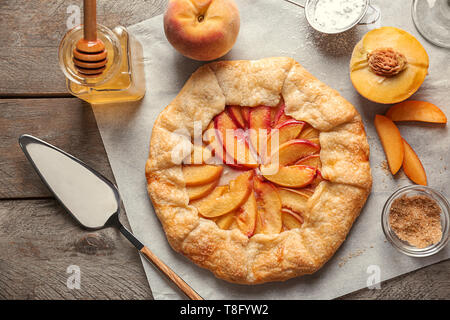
[0, 0, 448, 300]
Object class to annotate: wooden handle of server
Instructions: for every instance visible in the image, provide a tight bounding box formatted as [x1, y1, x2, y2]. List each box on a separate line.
[140, 246, 203, 300]
[83, 0, 97, 41]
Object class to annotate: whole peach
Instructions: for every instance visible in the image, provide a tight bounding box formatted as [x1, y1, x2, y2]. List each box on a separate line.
[163, 0, 240, 61]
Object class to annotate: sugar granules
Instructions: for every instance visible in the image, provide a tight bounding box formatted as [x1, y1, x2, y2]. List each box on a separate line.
[389, 194, 442, 249]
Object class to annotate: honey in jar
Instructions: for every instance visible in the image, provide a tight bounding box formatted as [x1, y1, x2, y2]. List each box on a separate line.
[59, 24, 145, 104]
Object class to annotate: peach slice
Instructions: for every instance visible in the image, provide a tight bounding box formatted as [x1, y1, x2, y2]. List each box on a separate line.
[214, 112, 257, 169]
[270, 101, 286, 125]
[276, 114, 294, 127]
[270, 107, 279, 126]
[298, 125, 320, 140]
[186, 179, 219, 200]
[310, 170, 324, 188]
[196, 171, 253, 218]
[204, 122, 245, 169]
[386, 100, 447, 124]
[253, 177, 282, 235]
[278, 187, 310, 214]
[228, 130, 259, 168]
[249, 106, 272, 154]
[215, 211, 236, 230]
[187, 145, 214, 165]
[402, 138, 427, 186]
[272, 103, 285, 125]
[214, 111, 238, 139]
[236, 191, 257, 237]
[267, 120, 305, 155]
[182, 165, 223, 186]
[273, 103, 295, 126]
[294, 187, 315, 197]
[295, 154, 321, 169]
[227, 105, 246, 128]
[261, 165, 316, 188]
[270, 139, 320, 166]
[203, 122, 220, 150]
[191, 185, 228, 206]
[203, 122, 217, 149]
[281, 208, 304, 230]
[307, 138, 320, 146]
[374, 114, 404, 175]
[241, 107, 251, 126]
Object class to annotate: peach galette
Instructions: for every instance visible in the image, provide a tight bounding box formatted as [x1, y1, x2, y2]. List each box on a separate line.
[146, 57, 372, 284]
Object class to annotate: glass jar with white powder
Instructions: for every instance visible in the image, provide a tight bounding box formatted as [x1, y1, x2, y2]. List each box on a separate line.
[284, 0, 380, 34]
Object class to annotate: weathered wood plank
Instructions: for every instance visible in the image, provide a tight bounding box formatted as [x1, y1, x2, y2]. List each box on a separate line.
[0, 199, 153, 299]
[0, 98, 115, 199]
[340, 260, 450, 300]
[0, 0, 166, 95]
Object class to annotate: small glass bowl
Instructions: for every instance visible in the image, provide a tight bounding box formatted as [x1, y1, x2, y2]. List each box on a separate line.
[382, 185, 450, 257]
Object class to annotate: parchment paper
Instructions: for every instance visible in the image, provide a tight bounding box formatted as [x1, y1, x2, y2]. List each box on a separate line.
[92, 0, 450, 300]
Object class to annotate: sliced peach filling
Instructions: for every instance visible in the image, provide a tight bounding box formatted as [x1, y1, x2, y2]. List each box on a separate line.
[183, 102, 324, 237]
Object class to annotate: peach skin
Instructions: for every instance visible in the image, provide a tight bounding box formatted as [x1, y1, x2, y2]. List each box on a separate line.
[164, 0, 240, 61]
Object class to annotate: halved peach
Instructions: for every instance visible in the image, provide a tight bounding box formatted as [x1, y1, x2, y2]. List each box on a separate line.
[253, 177, 282, 235]
[402, 138, 427, 186]
[270, 139, 320, 166]
[182, 165, 223, 186]
[196, 171, 253, 218]
[215, 211, 236, 230]
[298, 124, 320, 140]
[278, 187, 310, 214]
[374, 114, 404, 175]
[386, 100, 447, 124]
[261, 165, 316, 188]
[186, 179, 219, 200]
[295, 154, 321, 169]
[249, 106, 272, 154]
[267, 120, 305, 155]
[227, 105, 246, 128]
[236, 191, 257, 237]
[281, 208, 304, 230]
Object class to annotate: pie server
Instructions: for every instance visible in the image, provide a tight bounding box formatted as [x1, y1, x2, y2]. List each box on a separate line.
[19, 134, 202, 300]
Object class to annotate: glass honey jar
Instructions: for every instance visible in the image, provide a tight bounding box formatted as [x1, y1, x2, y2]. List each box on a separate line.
[59, 24, 145, 104]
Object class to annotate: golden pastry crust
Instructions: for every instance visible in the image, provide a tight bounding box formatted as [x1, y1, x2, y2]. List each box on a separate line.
[145, 57, 372, 284]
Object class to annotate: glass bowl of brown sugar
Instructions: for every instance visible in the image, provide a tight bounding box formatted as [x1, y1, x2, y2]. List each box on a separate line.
[382, 185, 450, 257]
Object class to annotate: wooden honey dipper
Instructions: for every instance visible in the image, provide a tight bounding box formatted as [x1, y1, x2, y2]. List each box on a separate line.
[73, 0, 107, 76]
